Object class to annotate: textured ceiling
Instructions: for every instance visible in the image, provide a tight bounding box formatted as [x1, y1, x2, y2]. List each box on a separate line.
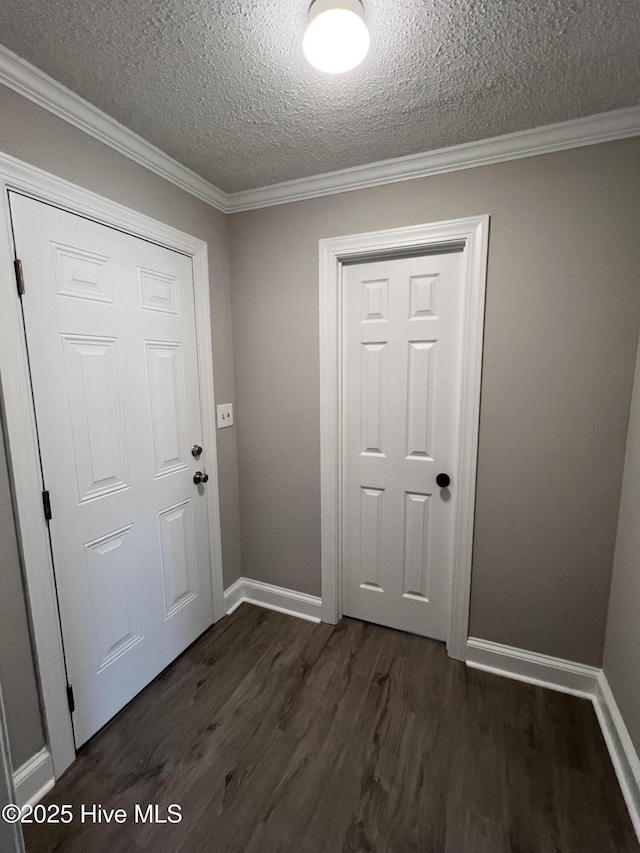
[0, 0, 638, 193]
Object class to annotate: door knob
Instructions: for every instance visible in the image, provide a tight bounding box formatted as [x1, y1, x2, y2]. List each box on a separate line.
[436, 473, 451, 488]
[193, 471, 209, 485]
[191, 445, 203, 458]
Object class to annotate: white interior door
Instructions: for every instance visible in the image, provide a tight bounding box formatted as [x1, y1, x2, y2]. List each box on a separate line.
[342, 251, 464, 640]
[10, 193, 216, 746]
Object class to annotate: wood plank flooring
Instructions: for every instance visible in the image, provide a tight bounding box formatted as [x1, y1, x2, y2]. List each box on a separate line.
[24, 604, 638, 853]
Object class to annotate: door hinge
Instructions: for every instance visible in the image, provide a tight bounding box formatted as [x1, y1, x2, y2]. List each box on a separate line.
[42, 490, 52, 521]
[14, 259, 25, 296]
[66, 684, 75, 714]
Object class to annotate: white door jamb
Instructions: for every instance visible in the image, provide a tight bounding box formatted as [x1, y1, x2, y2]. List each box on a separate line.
[319, 216, 489, 660]
[0, 151, 225, 777]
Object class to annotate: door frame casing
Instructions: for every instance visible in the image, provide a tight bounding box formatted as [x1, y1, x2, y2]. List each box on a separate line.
[319, 216, 489, 660]
[0, 151, 226, 777]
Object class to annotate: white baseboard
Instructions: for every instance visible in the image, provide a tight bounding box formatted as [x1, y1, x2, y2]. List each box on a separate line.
[13, 747, 54, 808]
[224, 577, 322, 623]
[593, 672, 640, 840]
[466, 638, 640, 841]
[465, 637, 600, 697]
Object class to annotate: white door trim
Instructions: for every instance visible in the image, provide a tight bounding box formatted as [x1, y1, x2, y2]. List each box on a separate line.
[319, 216, 489, 660]
[0, 151, 225, 777]
[0, 684, 25, 853]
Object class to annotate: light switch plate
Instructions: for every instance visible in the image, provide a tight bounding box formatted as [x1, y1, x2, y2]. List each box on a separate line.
[217, 402, 234, 428]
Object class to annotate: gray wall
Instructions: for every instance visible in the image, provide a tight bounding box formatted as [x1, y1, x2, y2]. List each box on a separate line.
[0, 417, 44, 768]
[603, 336, 640, 754]
[228, 138, 640, 667]
[0, 82, 242, 768]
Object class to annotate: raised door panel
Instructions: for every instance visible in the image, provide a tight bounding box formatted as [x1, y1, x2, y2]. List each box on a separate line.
[402, 492, 431, 601]
[61, 334, 130, 502]
[406, 340, 436, 461]
[145, 342, 188, 478]
[409, 273, 438, 320]
[361, 277, 388, 323]
[139, 268, 179, 315]
[52, 242, 113, 304]
[359, 487, 384, 591]
[361, 343, 386, 456]
[158, 500, 198, 618]
[85, 525, 142, 671]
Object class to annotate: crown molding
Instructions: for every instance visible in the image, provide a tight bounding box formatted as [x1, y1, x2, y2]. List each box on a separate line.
[1, 44, 638, 215]
[0, 45, 228, 212]
[227, 105, 640, 212]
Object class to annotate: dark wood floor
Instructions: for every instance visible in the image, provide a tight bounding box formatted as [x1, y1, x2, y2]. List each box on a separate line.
[25, 604, 638, 853]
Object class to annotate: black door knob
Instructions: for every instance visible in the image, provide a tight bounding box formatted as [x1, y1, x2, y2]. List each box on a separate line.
[436, 473, 451, 488]
[202, 473, 209, 483]
[192, 445, 203, 458]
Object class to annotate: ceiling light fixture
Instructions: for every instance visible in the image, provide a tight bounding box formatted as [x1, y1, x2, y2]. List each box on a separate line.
[303, 0, 370, 74]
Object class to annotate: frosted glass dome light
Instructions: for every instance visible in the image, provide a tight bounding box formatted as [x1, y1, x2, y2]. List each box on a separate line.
[303, 0, 370, 74]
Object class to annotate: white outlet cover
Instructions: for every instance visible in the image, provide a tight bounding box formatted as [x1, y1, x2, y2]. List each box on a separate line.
[217, 403, 234, 428]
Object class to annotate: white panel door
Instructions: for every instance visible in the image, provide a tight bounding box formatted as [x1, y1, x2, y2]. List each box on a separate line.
[10, 193, 215, 746]
[342, 251, 464, 639]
